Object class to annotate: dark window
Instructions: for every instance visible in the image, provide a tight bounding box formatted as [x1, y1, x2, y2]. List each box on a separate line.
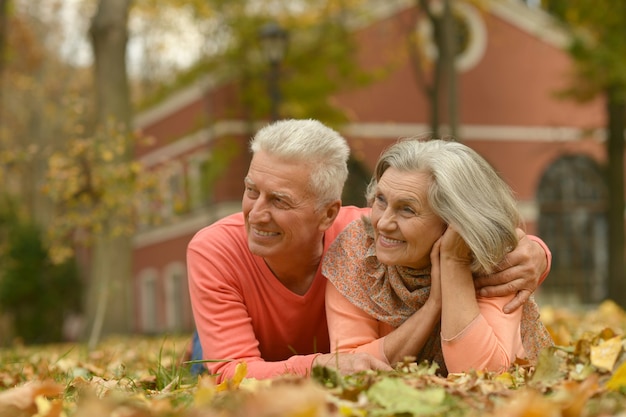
[342, 157, 371, 208]
[537, 155, 608, 305]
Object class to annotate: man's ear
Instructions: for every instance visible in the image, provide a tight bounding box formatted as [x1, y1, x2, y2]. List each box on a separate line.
[319, 200, 341, 231]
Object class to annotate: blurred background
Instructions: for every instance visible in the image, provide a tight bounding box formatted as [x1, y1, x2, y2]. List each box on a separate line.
[0, 0, 624, 348]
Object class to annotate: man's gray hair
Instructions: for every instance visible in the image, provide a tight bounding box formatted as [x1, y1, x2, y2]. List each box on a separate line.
[366, 138, 520, 274]
[250, 119, 350, 207]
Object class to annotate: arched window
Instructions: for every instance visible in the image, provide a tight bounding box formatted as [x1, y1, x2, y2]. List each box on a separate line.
[160, 160, 187, 219]
[139, 269, 159, 333]
[537, 155, 608, 305]
[188, 152, 213, 211]
[164, 262, 189, 332]
[415, 1, 488, 72]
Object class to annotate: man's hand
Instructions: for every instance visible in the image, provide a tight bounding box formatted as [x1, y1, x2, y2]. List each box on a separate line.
[313, 352, 392, 374]
[473, 229, 548, 314]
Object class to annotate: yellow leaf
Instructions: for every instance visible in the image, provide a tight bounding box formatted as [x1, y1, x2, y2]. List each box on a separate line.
[216, 362, 248, 391]
[34, 395, 65, 417]
[494, 371, 515, 388]
[232, 361, 248, 387]
[590, 336, 623, 372]
[606, 360, 626, 391]
[101, 150, 114, 162]
[194, 375, 216, 407]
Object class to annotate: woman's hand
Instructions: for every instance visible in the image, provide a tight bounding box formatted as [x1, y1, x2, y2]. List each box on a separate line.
[439, 226, 472, 266]
[437, 226, 480, 340]
[426, 238, 443, 311]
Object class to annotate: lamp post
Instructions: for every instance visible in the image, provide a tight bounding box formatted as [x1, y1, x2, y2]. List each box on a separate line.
[259, 22, 288, 121]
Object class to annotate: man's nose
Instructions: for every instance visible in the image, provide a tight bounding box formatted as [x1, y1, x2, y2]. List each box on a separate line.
[248, 198, 271, 222]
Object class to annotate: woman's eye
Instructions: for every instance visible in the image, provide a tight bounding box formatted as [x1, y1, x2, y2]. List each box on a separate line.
[402, 206, 416, 215]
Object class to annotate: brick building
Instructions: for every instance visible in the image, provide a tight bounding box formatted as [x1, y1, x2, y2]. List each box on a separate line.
[131, 0, 613, 334]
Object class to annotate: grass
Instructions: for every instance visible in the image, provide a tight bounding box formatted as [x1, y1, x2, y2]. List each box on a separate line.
[2, 302, 626, 416]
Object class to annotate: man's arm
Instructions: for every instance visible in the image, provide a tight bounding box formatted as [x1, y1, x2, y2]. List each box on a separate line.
[187, 239, 317, 382]
[188, 232, 390, 382]
[473, 230, 552, 314]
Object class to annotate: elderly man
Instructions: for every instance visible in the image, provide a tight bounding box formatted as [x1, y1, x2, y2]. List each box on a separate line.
[187, 119, 551, 382]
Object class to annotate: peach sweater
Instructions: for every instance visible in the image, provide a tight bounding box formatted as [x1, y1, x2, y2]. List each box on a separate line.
[187, 206, 367, 382]
[324, 218, 553, 374]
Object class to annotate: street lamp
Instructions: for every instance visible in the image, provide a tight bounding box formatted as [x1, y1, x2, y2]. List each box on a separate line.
[259, 22, 288, 121]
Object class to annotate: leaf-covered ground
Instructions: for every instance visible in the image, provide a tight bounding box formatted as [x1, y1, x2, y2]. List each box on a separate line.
[2, 301, 626, 416]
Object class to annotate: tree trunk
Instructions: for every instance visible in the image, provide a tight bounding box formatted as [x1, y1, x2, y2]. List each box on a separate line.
[426, 0, 442, 137]
[86, 0, 132, 348]
[0, 0, 9, 137]
[441, 0, 459, 139]
[606, 87, 626, 307]
[414, 0, 459, 138]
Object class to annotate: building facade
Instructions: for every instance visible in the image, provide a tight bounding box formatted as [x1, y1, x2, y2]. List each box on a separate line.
[131, 0, 615, 334]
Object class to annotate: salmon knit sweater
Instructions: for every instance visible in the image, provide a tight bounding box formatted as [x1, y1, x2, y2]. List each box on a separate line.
[187, 206, 367, 382]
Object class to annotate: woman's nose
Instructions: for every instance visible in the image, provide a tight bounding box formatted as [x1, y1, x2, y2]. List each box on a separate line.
[377, 208, 396, 230]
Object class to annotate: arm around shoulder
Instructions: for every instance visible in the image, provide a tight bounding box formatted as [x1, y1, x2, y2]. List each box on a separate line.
[526, 234, 552, 284]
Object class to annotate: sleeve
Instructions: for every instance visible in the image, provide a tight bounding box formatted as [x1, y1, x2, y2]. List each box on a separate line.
[325, 281, 388, 364]
[187, 236, 318, 383]
[526, 235, 552, 285]
[441, 294, 523, 373]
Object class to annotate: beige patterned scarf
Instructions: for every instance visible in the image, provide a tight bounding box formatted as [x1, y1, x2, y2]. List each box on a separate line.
[323, 217, 553, 375]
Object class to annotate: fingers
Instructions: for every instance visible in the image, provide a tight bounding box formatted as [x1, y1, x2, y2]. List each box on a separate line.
[475, 266, 518, 290]
[502, 289, 531, 314]
[430, 239, 441, 266]
[314, 352, 393, 374]
[477, 279, 524, 298]
[369, 357, 394, 371]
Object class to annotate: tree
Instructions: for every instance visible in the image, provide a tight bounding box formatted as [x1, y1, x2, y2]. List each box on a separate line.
[86, 0, 132, 348]
[0, 0, 9, 126]
[0, 198, 82, 344]
[138, 0, 375, 127]
[0, 2, 105, 345]
[542, 0, 626, 307]
[403, 0, 464, 139]
[2, 0, 381, 345]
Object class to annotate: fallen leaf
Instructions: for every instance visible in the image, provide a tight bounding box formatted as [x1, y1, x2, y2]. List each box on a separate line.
[366, 377, 447, 416]
[0, 380, 63, 417]
[590, 336, 622, 372]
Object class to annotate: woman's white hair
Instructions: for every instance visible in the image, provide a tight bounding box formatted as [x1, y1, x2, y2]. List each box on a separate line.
[250, 119, 350, 208]
[366, 138, 520, 274]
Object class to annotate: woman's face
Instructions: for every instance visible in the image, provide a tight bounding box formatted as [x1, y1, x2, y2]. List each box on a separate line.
[370, 167, 447, 269]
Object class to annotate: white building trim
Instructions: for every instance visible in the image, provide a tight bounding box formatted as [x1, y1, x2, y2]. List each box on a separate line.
[133, 201, 241, 248]
[138, 120, 250, 168]
[134, 76, 215, 130]
[343, 122, 604, 142]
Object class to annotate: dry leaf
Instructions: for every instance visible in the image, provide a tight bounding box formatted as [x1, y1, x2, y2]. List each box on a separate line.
[590, 336, 622, 372]
[0, 380, 63, 417]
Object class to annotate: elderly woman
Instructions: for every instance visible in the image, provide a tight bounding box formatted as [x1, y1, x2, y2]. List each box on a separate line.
[322, 139, 553, 375]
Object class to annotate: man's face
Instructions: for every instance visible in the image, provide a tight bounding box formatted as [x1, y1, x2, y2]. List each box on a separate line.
[242, 151, 330, 261]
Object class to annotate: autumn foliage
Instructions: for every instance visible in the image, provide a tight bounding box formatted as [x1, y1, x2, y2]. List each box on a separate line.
[1, 301, 626, 416]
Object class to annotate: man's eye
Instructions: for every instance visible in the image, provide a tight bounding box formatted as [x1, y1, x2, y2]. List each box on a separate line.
[274, 198, 290, 209]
